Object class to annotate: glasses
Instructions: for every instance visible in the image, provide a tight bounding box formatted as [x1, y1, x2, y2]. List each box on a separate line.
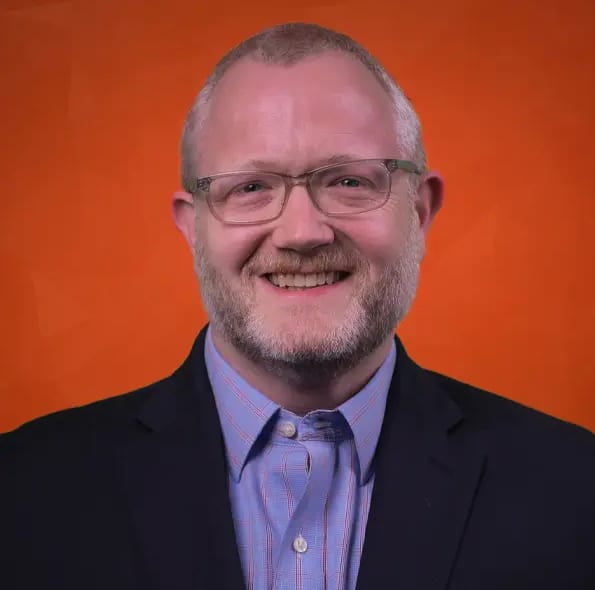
[183, 158, 423, 225]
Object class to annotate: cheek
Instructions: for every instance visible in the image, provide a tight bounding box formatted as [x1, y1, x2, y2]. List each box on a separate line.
[197, 215, 267, 275]
[338, 204, 414, 267]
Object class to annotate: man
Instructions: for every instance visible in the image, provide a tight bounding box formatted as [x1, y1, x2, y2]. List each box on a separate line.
[1, 22, 593, 590]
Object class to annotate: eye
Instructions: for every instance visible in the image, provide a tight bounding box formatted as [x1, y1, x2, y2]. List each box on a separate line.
[337, 177, 362, 188]
[211, 174, 279, 205]
[235, 182, 267, 193]
[328, 175, 374, 189]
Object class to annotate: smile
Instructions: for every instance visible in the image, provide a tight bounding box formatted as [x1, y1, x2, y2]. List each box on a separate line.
[266, 271, 348, 289]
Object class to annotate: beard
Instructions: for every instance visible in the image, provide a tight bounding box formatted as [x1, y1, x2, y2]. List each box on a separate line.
[193, 203, 423, 384]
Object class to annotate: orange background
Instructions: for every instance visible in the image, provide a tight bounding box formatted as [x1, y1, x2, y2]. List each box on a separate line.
[1, 0, 594, 433]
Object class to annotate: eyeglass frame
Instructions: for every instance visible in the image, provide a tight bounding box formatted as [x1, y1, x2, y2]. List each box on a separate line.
[182, 158, 424, 225]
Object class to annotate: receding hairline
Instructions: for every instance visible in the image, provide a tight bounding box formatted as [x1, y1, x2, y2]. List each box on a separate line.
[180, 23, 425, 186]
[200, 25, 397, 101]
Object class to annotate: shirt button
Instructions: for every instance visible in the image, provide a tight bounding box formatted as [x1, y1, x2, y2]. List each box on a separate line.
[292, 535, 308, 553]
[278, 421, 296, 438]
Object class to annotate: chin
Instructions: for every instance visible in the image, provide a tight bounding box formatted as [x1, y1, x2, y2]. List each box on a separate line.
[256, 326, 335, 353]
[247, 312, 363, 358]
[260, 310, 353, 346]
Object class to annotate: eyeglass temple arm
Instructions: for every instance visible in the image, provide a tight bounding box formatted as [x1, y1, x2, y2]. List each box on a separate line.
[183, 177, 212, 194]
[386, 159, 424, 175]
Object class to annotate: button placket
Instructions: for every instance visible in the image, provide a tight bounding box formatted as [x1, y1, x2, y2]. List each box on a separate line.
[273, 435, 336, 588]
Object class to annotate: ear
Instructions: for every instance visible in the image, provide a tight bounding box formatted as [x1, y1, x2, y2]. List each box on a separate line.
[171, 191, 197, 250]
[414, 170, 444, 236]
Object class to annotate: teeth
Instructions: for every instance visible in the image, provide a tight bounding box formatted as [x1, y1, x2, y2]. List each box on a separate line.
[305, 274, 317, 288]
[267, 272, 342, 289]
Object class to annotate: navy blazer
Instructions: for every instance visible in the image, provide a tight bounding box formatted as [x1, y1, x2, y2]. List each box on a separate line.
[1, 328, 594, 589]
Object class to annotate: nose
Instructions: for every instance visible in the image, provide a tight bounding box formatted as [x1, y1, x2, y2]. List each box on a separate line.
[270, 184, 335, 252]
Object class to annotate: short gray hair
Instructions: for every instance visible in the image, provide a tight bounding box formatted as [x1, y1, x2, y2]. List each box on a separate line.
[180, 22, 426, 186]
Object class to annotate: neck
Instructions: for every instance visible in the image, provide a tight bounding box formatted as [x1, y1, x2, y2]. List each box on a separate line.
[210, 329, 394, 415]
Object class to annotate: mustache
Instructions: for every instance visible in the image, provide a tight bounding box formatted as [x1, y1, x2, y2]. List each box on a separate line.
[245, 246, 363, 275]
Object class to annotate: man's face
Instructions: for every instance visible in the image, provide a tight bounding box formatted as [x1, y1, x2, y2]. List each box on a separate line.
[176, 52, 440, 374]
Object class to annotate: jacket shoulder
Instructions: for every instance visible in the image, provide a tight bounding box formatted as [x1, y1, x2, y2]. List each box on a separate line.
[0, 375, 173, 452]
[424, 368, 594, 459]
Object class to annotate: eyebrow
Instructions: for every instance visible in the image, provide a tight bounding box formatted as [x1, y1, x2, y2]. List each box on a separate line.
[231, 153, 366, 173]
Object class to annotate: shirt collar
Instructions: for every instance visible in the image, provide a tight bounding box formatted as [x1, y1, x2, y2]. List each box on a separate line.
[337, 341, 395, 484]
[205, 329, 279, 482]
[205, 327, 395, 485]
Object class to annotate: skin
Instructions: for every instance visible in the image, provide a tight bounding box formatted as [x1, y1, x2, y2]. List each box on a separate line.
[173, 52, 443, 415]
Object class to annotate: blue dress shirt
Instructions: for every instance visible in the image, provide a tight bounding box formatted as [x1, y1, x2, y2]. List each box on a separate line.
[205, 329, 395, 590]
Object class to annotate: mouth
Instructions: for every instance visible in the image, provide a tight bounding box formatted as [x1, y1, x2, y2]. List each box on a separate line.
[264, 271, 350, 290]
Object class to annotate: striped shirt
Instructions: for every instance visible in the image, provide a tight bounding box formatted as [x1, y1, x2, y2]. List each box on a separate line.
[205, 329, 395, 590]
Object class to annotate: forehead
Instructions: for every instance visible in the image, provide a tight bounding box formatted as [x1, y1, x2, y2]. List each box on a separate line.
[196, 52, 399, 175]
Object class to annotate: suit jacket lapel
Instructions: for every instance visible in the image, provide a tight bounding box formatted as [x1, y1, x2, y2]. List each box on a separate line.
[357, 341, 486, 590]
[118, 330, 245, 590]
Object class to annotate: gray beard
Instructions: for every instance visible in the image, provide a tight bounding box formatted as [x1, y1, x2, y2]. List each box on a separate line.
[193, 211, 422, 386]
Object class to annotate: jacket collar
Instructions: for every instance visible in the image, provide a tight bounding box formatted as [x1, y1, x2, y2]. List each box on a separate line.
[119, 327, 246, 590]
[356, 337, 486, 590]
